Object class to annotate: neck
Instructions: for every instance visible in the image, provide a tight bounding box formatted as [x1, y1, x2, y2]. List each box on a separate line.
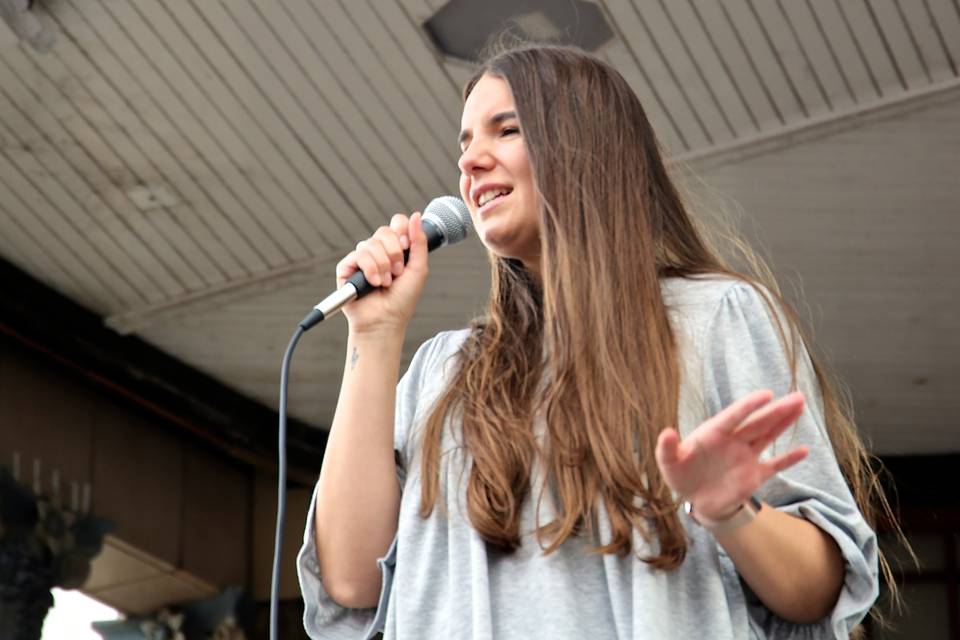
[520, 255, 542, 280]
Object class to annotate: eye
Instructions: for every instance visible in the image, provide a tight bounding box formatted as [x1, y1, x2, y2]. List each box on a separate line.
[501, 126, 520, 137]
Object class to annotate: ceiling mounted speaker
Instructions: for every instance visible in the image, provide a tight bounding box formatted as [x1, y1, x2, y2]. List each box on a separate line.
[0, 0, 55, 53]
[424, 0, 613, 63]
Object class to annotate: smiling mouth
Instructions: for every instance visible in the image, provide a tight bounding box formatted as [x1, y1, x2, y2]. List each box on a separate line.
[476, 188, 513, 208]
[477, 194, 509, 217]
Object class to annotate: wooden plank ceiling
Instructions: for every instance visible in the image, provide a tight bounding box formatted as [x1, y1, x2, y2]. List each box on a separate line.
[0, 0, 958, 455]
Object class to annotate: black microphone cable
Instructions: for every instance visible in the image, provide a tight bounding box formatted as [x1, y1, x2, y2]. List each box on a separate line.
[271, 324, 302, 640]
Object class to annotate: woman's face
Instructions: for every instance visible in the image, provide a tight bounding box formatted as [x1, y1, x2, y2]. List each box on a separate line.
[458, 74, 541, 273]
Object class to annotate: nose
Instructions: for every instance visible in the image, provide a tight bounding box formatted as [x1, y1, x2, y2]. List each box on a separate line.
[458, 138, 494, 176]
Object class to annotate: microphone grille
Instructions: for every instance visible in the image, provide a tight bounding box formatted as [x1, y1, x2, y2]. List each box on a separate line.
[423, 196, 471, 245]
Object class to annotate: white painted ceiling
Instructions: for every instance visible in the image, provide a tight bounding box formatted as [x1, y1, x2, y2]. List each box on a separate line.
[0, 0, 957, 455]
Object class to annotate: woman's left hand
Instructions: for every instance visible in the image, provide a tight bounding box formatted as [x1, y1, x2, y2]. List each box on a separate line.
[655, 390, 809, 521]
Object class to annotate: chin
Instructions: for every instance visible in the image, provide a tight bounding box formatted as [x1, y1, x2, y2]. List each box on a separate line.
[478, 231, 514, 256]
[483, 239, 539, 267]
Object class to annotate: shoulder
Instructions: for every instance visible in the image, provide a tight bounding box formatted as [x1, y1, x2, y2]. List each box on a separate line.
[661, 274, 774, 339]
[403, 327, 472, 384]
[662, 274, 797, 395]
[417, 328, 472, 366]
[666, 275, 813, 411]
[429, 327, 473, 355]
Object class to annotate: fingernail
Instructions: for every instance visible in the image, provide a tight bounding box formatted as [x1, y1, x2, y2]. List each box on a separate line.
[392, 261, 403, 275]
[400, 235, 410, 249]
[370, 272, 381, 285]
[383, 272, 392, 286]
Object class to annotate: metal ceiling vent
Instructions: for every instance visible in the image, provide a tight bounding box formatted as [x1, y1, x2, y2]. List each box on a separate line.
[424, 0, 614, 63]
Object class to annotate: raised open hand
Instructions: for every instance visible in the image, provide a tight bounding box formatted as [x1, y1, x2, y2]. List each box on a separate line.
[655, 390, 809, 522]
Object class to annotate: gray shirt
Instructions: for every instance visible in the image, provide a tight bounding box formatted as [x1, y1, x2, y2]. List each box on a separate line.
[297, 276, 879, 639]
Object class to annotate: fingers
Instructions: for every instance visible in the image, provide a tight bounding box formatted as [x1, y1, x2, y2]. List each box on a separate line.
[335, 214, 415, 289]
[335, 253, 358, 288]
[733, 391, 805, 452]
[389, 213, 411, 251]
[760, 446, 809, 478]
[704, 389, 774, 434]
[373, 225, 406, 279]
[406, 211, 428, 269]
[355, 238, 393, 286]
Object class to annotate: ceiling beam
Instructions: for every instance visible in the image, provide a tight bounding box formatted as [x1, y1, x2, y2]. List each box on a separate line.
[105, 252, 344, 335]
[683, 77, 960, 171]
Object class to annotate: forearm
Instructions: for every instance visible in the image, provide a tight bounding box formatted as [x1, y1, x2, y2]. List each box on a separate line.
[314, 328, 405, 607]
[715, 504, 844, 623]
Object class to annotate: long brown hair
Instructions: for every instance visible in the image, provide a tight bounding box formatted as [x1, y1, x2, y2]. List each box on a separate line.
[418, 43, 900, 595]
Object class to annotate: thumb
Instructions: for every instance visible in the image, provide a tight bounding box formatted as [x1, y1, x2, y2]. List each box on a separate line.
[406, 211, 428, 269]
[655, 428, 681, 470]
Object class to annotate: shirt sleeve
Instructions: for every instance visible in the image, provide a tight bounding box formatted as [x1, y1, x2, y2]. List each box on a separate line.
[296, 333, 445, 639]
[701, 281, 880, 639]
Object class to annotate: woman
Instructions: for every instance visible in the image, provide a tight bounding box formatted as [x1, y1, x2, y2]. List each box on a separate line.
[298, 44, 887, 639]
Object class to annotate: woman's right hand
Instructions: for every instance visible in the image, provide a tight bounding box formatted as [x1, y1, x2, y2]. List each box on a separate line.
[335, 212, 429, 335]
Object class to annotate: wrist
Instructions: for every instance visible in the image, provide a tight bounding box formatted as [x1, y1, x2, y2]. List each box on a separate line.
[344, 327, 406, 373]
[348, 324, 407, 343]
[685, 496, 762, 535]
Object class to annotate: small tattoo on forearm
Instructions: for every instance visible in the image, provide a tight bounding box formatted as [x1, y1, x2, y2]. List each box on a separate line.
[350, 347, 359, 370]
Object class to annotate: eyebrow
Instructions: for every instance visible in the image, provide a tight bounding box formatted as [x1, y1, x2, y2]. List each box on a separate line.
[458, 110, 518, 147]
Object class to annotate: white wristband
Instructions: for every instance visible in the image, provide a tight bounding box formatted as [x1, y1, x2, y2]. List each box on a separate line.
[684, 495, 762, 534]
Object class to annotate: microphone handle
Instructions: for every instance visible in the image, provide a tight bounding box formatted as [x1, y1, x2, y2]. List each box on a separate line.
[298, 218, 444, 331]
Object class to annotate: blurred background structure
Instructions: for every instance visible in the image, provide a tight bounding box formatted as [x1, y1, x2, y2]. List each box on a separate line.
[0, 1, 957, 638]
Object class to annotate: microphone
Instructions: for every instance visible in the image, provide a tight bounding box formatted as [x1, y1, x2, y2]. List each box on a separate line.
[298, 196, 471, 331]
